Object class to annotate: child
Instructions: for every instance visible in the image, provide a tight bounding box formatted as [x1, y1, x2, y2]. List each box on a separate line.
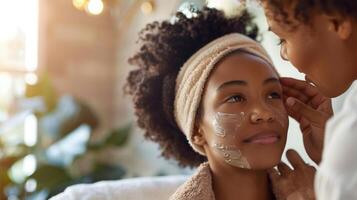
[260, 1, 357, 199]
[126, 7, 289, 200]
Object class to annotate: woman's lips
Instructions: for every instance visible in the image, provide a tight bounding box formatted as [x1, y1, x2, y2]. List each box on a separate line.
[244, 132, 280, 144]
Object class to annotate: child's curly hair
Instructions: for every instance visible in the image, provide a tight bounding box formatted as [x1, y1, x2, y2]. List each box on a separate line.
[261, 0, 357, 25]
[125, 7, 258, 167]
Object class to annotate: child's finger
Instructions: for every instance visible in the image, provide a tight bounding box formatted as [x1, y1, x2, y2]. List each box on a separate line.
[286, 149, 306, 170]
[282, 86, 310, 103]
[268, 168, 281, 183]
[280, 77, 325, 109]
[285, 97, 325, 127]
[277, 162, 293, 176]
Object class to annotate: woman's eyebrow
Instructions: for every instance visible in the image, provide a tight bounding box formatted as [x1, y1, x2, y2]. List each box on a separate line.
[264, 77, 279, 85]
[217, 80, 247, 91]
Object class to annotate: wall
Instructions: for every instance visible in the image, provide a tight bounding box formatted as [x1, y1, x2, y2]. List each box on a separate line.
[39, 0, 117, 140]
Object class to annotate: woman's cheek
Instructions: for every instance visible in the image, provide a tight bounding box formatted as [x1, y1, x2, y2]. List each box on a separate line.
[210, 111, 251, 169]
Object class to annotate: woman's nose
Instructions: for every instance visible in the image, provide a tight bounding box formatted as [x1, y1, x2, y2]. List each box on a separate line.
[250, 109, 275, 124]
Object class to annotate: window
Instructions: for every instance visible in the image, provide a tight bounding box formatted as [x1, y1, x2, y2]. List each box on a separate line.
[0, 0, 39, 123]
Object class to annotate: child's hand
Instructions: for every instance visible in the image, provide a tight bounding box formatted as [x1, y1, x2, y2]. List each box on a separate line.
[268, 150, 316, 200]
[280, 77, 333, 164]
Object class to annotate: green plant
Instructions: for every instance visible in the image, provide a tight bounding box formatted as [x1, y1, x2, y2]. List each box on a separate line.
[0, 73, 132, 200]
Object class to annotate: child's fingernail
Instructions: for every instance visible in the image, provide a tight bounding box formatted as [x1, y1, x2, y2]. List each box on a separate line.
[286, 97, 296, 107]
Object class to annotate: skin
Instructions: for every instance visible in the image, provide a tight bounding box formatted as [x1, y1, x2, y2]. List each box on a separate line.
[192, 51, 289, 200]
[260, 1, 357, 199]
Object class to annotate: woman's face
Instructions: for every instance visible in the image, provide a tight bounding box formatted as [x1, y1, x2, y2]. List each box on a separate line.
[263, 3, 357, 97]
[197, 51, 289, 170]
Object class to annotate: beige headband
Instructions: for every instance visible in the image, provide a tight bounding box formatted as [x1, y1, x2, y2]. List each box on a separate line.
[174, 33, 275, 155]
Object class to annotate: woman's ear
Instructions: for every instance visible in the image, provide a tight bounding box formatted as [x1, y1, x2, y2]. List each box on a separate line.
[192, 128, 207, 146]
[326, 14, 352, 40]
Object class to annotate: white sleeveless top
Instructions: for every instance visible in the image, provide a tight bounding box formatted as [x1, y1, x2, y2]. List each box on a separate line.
[315, 82, 357, 199]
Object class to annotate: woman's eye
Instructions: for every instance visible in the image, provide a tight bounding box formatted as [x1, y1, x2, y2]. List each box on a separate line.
[268, 92, 282, 99]
[226, 95, 246, 103]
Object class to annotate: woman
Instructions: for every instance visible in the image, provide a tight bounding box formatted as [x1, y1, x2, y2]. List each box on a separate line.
[259, 0, 357, 199]
[126, 7, 293, 200]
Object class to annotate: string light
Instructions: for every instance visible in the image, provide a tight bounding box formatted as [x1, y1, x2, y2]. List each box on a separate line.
[25, 73, 38, 85]
[207, 0, 246, 18]
[141, 1, 154, 15]
[86, 0, 104, 15]
[72, 0, 87, 10]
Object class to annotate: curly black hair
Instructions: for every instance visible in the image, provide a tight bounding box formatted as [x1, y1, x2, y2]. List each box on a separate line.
[261, 0, 357, 25]
[125, 7, 259, 168]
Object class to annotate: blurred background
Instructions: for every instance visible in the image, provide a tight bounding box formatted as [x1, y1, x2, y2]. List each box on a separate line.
[0, 0, 349, 199]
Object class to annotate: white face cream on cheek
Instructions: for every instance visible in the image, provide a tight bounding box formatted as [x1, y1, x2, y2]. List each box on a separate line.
[210, 108, 286, 169]
[213, 143, 251, 169]
[211, 112, 251, 169]
[212, 112, 246, 138]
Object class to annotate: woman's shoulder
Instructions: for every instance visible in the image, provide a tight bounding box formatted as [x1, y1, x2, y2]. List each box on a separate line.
[169, 162, 215, 200]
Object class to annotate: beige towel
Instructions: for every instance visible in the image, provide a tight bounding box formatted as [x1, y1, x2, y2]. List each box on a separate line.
[169, 162, 215, 200]
[174, 33, 274, 155]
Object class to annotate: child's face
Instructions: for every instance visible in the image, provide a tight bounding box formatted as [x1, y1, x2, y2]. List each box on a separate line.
[197, 51, 289, 170]
[263, 2, 357, 97]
